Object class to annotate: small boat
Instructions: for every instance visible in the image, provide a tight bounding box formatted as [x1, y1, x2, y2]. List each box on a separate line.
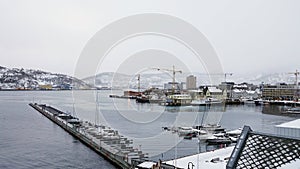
[206, 135, 232, 145]
[194, 124, 225, 133]
[242, 98, 255, 104]
[184, 135, 193, 139]
[177, 127, 207, 136]
[198, 134, 213, 141]
[67, 118, 81, 125]
[190, 99, 206, 106]
[136, 95, 150, 103]
[226, 128, 242, 136]
[225, 99, 244, 105]
[191, 98, 223, 106]
[254, 99, 268, 106]
[284, 107, 300, 114]
[229, 136, 239, 143]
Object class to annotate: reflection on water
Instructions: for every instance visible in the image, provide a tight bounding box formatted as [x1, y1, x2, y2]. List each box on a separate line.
[262, 105, 300, 118]
[0, 90, 298, 166]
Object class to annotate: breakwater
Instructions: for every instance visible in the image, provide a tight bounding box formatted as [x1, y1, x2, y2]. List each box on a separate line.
[29, 103, 147, 169]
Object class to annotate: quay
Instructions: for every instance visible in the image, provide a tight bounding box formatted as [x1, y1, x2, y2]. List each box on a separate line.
[29, 103, 147, 169]
[266, 100, 300, 106]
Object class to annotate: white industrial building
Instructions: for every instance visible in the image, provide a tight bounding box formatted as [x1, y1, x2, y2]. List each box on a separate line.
[275, 119, 300, 139]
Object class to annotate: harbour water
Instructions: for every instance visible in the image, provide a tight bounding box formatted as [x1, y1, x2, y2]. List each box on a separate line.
[0, 90, 297, 168]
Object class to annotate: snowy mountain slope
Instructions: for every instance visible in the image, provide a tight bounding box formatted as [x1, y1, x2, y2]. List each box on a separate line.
[0, 66, 90, 89]
[82, 71, 298, 89]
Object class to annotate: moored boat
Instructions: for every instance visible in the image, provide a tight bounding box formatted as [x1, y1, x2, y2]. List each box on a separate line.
[165, 94, 192, 106]
[284, 107, 300, 114]
[206, 135, 232, 145]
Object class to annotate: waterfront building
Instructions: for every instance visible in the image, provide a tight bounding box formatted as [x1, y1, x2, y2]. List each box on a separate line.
[39, 84, 52, 90]
[231, 89, 259, 99]
[187, 89, 204, 100]
[276, 119, 300, 139]
[206, 87, 224, 100]
[262, 83, 299, 100]
[186, 75, 197, 90]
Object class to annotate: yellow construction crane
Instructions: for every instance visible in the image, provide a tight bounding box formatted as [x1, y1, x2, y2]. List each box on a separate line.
[152, 65, 182, 94]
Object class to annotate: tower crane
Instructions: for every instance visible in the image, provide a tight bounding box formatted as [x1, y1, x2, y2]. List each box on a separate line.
[198, 73, 233, 82]
[288, 70, 299, 89]
[152, 65, 182, 94]
[224, 73, 233, 82]
[288, 70, 300, 99]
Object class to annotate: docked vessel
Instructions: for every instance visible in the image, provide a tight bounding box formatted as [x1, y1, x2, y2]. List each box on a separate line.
[206, 135, 232, 145]
[135, 95, 150, 103]
[284, 107, 300, 114]
[164, 94, 192, 106]
[191, 98, 223, 106]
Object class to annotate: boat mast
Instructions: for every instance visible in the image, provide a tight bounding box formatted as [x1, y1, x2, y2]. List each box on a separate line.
[172, 65, 176, 94]
[137, 74, 140, 93]
[95, 91, 99, 125]
[296, 70, 299, 91]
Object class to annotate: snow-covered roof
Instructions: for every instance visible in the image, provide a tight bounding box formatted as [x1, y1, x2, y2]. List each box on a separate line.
[137, 161, 156, 168]
[233, 84, 247, 88]
[276, 119, 300, 129]
[165, 147, 234, 169]
[278, 159, 300, 168]
[208, 87, 222, 93]
[188, 89, 202, 92]
[246, 90, 256, 94]
[232, 89, 243, 93]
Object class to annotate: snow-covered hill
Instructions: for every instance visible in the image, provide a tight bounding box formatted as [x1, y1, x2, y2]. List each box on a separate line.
[0, 66, 90, 90]
[83, 71, 298, 89]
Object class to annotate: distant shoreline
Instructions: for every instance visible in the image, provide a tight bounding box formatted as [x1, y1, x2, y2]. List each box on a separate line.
[0, 89, 95, 91]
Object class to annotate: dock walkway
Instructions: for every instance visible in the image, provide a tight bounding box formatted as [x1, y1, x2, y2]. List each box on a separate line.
[29, 103, 147, 169]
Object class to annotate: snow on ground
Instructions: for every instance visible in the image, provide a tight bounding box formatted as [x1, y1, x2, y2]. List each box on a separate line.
[165, 146, 234, 169]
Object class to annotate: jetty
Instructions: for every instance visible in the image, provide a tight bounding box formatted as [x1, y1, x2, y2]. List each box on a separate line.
[29, 103, 148, 169]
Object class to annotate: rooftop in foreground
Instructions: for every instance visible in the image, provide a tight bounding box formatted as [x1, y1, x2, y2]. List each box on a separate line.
[276, 119, 300, 129]
[165, 146, 233, 168]
[138, 124, 300, 169]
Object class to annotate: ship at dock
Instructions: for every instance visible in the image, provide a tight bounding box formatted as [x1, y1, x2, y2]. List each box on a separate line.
[108, 66, 260, 107]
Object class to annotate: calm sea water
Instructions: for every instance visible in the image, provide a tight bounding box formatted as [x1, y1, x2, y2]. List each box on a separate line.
[0, 90, 297, 168]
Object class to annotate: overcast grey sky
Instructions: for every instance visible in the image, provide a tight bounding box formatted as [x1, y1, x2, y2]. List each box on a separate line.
[1, 0, 300, 78]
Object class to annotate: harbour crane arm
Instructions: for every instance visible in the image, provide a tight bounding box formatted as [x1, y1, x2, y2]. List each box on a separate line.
[152, 65, 182, 94]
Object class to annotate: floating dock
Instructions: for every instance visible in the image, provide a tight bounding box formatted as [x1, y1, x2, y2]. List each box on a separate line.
[29, 103, 147, 169]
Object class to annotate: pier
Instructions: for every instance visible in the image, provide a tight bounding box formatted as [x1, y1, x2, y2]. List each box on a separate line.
[29, 103, 148, 169]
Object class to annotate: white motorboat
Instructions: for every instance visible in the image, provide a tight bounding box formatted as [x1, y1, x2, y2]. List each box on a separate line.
[191, 98, 223, 106]
[178, 127, 207, 136]
[226, 128, 242, 136]
[285, 107, 300, 114]
[206, 135, 232, 144]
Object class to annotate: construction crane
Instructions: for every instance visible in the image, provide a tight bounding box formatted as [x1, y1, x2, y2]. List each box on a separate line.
[152, 65, 182, 94]
[288, 70, 300, 99]
[224, 73, 233, 82]
[198, 73, 233, 82]
[288, 70, 300, 89]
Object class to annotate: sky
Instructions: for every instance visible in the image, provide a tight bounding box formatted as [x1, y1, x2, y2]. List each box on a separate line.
[1, 0, 300, 78]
